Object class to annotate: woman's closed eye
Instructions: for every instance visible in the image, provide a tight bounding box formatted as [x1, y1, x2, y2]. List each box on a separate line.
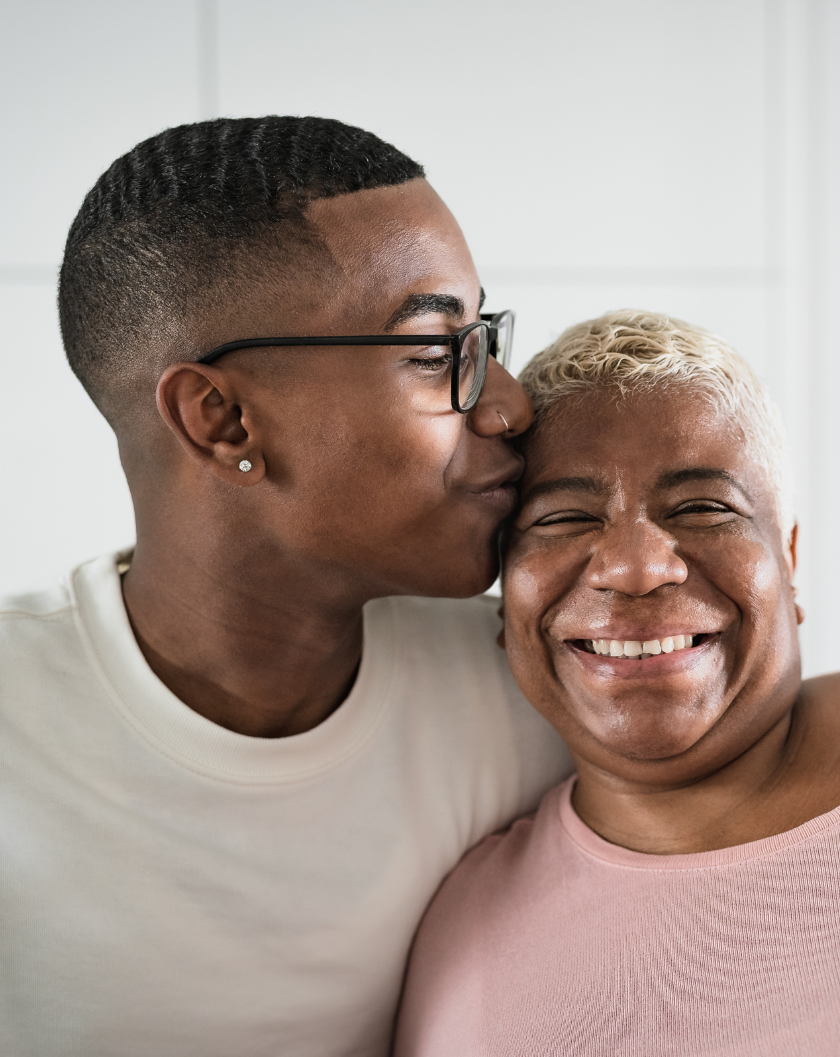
[670, 500, 740, 525]
[533, 510, 602, 531]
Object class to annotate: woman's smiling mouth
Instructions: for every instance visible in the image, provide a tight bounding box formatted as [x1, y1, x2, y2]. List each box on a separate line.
[566, 633, 720, 671]
[577, 634, 709, 659]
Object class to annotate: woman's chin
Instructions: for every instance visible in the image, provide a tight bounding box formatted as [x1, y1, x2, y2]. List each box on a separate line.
[588, 709, 718, 763]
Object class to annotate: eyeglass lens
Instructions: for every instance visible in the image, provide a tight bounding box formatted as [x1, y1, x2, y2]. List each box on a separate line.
[458, 325, 490, 411]
[494, 313, 513, 370]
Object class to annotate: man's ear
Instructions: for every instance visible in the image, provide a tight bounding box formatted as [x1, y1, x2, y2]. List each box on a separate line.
[156, 363, 265, 485]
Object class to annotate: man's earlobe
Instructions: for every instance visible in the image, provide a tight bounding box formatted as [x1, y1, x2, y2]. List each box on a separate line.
[155, 363, 266, 485]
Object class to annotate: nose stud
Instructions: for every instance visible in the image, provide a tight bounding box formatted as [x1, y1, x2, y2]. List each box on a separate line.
[498, 411, 511, 432]
[238, 459, 252, 473]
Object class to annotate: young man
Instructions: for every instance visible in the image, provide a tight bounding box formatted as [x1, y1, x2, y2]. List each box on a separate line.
[396, 311, 840, 1056]
[0, 117, 571, 1057]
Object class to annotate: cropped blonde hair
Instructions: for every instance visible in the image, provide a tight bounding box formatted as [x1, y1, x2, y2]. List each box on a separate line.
[519, 310, 794, 537]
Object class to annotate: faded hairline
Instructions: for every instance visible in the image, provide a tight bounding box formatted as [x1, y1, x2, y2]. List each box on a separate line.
[518, 310, 795, 539]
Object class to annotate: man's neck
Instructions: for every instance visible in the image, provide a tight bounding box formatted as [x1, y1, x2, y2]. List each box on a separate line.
[570, 679, 840, 855]
[121, 538, 366, 738]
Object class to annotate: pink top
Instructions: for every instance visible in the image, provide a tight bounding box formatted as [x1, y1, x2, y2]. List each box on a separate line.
[395, 778, 840, 1056]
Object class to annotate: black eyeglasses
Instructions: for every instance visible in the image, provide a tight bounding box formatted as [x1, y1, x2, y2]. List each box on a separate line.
[197, 310, 515, 414]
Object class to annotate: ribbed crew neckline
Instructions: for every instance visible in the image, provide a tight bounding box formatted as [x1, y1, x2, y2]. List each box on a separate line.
[72, 552, 397, 784]
[558, 776, 840, 870]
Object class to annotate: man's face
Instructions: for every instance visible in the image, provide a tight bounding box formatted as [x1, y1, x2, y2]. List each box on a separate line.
[502, 386, 801, 785]
[189, 179, 530, 598]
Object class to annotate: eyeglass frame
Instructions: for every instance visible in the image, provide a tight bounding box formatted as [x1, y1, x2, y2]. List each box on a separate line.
[196, 310, 515, 414]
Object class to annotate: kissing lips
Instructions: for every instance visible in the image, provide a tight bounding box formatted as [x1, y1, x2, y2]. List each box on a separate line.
[467, 460, 524, 514]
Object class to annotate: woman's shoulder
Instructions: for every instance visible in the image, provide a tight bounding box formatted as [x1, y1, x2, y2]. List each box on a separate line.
[789, 672, 840, 815]
[799, 671, 840, 739]
[802, 670, 840, 703]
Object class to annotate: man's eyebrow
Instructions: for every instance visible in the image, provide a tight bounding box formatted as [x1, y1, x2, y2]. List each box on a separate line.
[383, 293, 465, 332]
[479, 286, 486, 310]
[657, 467, 752, 500]
[522, 476, 606, 504]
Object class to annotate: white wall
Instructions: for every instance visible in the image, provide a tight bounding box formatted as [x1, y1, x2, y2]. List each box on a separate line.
[1, 0, 838, 675]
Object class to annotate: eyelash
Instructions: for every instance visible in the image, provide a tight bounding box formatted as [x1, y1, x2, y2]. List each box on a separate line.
[535, 502, 733, 528]
[537, 512, 598, 526]
[674, 501, 731, 515]
[409, 352, 452, 372]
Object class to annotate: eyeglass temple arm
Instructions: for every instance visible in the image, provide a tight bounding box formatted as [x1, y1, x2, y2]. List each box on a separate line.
[197, 334, 460, 365]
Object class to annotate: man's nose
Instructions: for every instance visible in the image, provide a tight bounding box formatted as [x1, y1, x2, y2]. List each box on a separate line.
[585, 517, 688, 596]
[468, 356, 534, 438]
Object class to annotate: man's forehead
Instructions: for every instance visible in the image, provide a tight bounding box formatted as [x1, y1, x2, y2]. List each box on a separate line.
[306, 186, 479, 329]
[308, 179, 456, 251]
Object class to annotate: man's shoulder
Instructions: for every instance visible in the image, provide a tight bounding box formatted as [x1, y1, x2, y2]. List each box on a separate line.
[380, 592, 502, 631]
[367, 594, 573, 822]
[0, 553, 118, 671]
[0, 578, 76, 627]
[0, 572, 88, 728]
[369, 593, 517, 712]
[373, 593, 505, 668]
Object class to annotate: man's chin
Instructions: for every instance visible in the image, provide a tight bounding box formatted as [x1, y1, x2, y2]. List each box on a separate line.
[409, 560, 499, 600]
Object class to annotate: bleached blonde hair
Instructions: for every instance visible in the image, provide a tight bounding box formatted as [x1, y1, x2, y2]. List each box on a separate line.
[519, 309, 794, 538]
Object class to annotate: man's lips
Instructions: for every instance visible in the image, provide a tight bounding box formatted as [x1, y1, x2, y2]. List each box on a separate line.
[465, 458, 524, 512]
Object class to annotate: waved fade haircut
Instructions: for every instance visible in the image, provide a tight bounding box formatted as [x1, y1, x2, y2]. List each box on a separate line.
[59, 116, 425, 422]
[519, 310, 794, 538]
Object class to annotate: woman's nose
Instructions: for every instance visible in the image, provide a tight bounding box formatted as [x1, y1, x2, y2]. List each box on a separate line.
[585, 518, 688, 596]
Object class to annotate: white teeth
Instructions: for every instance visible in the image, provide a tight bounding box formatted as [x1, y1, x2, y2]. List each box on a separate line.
[588, 634, 697, 658]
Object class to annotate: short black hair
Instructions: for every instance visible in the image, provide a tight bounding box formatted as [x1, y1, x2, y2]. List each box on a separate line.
[59, 116, 424, 417]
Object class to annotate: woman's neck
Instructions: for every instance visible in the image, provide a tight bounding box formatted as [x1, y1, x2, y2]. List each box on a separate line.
[570, 677, 840, 855]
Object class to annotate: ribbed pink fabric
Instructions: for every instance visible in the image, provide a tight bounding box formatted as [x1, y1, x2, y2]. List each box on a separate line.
[395, 778, 840, 1056]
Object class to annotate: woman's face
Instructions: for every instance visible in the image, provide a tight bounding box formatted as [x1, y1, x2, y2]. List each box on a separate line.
[502, 386, 802, 785]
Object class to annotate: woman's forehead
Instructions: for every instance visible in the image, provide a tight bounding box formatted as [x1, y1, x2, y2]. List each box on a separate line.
[523, 386, 747, 479]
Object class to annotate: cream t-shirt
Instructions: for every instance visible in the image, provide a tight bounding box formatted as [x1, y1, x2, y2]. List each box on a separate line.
[0, 552, 571, 1057]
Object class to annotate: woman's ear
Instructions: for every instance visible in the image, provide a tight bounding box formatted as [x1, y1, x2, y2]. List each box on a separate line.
[785, 524, 804, 625]
[156, 363, 265, 485]
[786, 523, 799, 578]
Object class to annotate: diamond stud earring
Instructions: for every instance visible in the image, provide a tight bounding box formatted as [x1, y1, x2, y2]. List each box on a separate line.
[238, 459, 252, 473]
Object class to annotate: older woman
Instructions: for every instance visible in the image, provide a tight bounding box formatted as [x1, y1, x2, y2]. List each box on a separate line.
[395, 310, 840, 1056]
